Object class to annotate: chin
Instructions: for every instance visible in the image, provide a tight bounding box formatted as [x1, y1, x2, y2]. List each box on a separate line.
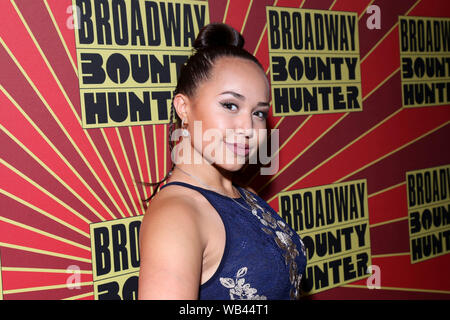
[206, 153, 247, 172]
[215, 161, 247, 172]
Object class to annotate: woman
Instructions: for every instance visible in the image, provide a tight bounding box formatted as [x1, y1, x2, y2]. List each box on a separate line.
[138, 23, 306, 300]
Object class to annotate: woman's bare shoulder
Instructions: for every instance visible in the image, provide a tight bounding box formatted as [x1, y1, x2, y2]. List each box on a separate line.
[138, 186, 205, 299]
[142, 184, 204, 229]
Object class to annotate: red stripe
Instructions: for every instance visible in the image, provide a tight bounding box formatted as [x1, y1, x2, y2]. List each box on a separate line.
[208, 0, 228, 23]
[3, 285, 94, 300]
[358, 0, 418, 58]
[88, 130, 138, 217]
[0, 192, 89, 248]
[0, 221, 91, 261]
[255, 31, 270, 68]
[253, 114, 342, 189]
[292, 107, 450, 188]
[131, 126, 151, 200]
[45, 0, 78, 66]
[331, 0, 373, 14]
[0, 3, 128, 220]
[0, 131, 103, 225]
[360, 27, 400, 97]
[143, 126, 158, 187]
[2, 270, 92, 292]
[0, 92, 117, 221]
[241, 0, 274, 54]
[102, 127, 141, 216]
[275, 0, 304, 8]
[11, 0, 133, 220]
[118, 127, 147, 206]
[346, 125, 450, 195]
[302, 0, 335, 10]
[264, 72, 402, 199]
[368, 184, 408, 225]
[407, 0, 450, 17]
[224, 0, 253, 32]
[370, 220, 410, 254]
[310, 285, 450, 299]
[350, 254, 450, 292]
[155, 124, 169, 181]
[0, 247, 91, 271]
[14, 0, 80, 117]
[0, 164, 89, 235]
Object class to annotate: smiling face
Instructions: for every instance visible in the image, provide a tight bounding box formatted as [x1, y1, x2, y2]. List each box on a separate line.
[174, 56, 270, 171]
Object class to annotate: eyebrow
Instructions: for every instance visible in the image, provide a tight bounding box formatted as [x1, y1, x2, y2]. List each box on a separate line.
[256, 101, 271, 107]
[219, 91, 270, 107]
[220, 91, 245, 100]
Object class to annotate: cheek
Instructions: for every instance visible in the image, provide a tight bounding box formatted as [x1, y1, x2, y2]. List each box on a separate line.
[191, 119, 227, 154]
[193, 103, 231, 128]
[254, 118, 267, 129]
[251, 119, 267, 138]
[198, 113, 231, 139]
[251, 123, 269, 147]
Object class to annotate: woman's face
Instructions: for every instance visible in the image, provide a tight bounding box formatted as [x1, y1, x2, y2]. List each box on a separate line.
[177, 56, 270, 171]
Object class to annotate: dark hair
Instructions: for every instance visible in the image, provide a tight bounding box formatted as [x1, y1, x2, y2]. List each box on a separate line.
[141, 23, 264, 202]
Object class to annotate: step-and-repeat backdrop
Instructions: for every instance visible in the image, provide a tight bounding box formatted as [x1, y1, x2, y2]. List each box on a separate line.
[0, 0, 449, 299]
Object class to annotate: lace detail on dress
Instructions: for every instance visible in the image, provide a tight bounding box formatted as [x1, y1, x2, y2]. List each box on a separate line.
[240, 188, 306, 299]
[220, 267, 267, 300]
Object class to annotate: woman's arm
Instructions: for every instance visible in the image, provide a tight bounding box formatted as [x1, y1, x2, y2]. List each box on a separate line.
[138, 198, 204, 299]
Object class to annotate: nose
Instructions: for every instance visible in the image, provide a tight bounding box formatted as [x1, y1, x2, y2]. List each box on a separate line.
[234, 113, 254, 138]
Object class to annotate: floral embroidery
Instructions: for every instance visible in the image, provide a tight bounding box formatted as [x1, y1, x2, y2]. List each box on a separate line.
[241, 188, 306, 299]
[219, 267, 267, 300]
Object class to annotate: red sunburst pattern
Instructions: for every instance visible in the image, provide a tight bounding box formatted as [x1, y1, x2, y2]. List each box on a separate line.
[0, 0, 449, 299]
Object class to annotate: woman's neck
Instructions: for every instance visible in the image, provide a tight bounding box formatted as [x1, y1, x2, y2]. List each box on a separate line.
[169, 139, 238, 197]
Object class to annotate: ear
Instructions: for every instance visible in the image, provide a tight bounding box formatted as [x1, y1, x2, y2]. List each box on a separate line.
[173, 93, 191, 124]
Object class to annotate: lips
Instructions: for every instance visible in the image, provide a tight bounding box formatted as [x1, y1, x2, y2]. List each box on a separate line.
[225, 142, 250, 156]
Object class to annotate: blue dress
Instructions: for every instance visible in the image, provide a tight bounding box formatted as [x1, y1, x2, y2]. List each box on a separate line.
[159, 181, 307, 300]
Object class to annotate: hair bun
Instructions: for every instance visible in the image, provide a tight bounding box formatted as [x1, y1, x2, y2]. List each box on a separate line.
[193, 23, 244, 50]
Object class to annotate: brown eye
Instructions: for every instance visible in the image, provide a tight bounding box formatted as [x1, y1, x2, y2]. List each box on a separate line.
[253, 111, 268, 119]
[222, 102, 238, 111]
